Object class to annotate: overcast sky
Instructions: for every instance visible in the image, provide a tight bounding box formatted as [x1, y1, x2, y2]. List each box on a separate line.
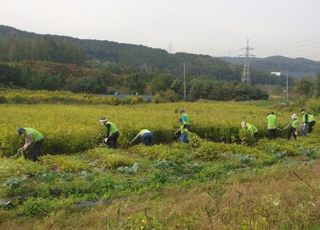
[1, 0, 320, 60]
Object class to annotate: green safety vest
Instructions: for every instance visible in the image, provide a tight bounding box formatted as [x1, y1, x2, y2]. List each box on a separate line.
[180, 113, 190, 125]
[302, 113, 308, 123]
[106, 122, 118, 135]
[246, 123, 258, 135]
[290, 119, 299, 128]
[266, 114, 278, 129]
[24, 128, 44, 142]
[180, 124, 188, 134]
[309, 113, 315, 122]
[139, 129, 151, 136]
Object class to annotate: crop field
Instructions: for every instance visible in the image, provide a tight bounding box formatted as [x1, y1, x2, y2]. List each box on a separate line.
[0, 102, 293, 155]
[0, 101, 320, 229]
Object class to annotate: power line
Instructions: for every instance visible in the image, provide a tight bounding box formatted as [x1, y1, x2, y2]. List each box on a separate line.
[256, 40, 320, 53]
[255, 32, 320, 50]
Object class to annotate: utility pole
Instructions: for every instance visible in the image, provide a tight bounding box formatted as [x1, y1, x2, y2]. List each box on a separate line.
[240, 38, 254, 84]
[183, 62, 187, 101]
[169, 42, 173, 53]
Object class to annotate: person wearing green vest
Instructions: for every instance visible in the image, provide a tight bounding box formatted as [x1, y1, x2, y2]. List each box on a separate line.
[266, 112, 278, 139]
[301, 109, 309, 136]
[130, 129, 153, 146]
[99, 117, 119, 148]
[179, 109, 191, 131]
[241, 121, 258, 137]
[284, 113, 299, 140]
[17, 127, 44, 161]
[308, 113, 316, 133]
[301, 109, 316, 133]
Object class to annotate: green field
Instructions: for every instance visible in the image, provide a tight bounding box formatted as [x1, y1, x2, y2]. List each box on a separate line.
[0, 101, 293, 155]
[0, 101, 320, 229]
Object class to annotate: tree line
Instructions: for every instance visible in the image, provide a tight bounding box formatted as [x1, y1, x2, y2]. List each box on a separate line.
[0, 36, 84, 64]
[293, 74, 320, 98]
[0, 62, 271, 101]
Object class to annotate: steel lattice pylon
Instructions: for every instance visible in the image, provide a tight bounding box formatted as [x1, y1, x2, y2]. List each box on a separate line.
[240, 39, 254, 84]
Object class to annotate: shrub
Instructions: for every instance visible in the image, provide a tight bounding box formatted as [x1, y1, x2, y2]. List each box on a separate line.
[193, 142, 220, 161]
[86, 148, 133, 169]
[0, 158, 45, 183]
[39, 155, 88, 172]
[0, 95, 7, 104]
[22, 198, 53, 216]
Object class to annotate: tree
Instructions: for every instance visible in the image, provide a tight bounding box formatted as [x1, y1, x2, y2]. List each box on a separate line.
[126, 74, 146, 94]
[0, 64, 22, 87]
[69, 76, 107, 94]
[23, 72, 62, 90]
[149, 74, 174, 94]
[294, 78, 314, 98]
[316, 73, 320, 98]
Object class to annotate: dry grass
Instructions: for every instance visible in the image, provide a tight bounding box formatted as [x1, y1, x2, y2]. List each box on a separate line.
[2, 160, 320, 229]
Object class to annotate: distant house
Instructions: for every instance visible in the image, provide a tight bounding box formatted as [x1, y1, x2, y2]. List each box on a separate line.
[271, 72, 281, 77]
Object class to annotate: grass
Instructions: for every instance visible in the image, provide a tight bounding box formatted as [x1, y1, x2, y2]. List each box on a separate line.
[0, 100, 319, 228]
[0, 101, 300, 155]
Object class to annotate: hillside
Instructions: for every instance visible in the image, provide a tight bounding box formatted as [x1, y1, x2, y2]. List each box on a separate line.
[0, 25, 288, 86]
[221, 56, 320, 78]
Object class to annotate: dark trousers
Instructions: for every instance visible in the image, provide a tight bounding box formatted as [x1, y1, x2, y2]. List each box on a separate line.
[268, 129, 277, 139]
[287, 127, 297, 140]
[24, 139, 43, 161]
[179, 133, 189, 143]
[141, 133, 152, 146]
[309, 121, 316, 133]
[107, 131, 119, 148]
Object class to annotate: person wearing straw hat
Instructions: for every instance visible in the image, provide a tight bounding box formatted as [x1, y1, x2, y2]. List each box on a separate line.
[99, 117, 119, 148]
[284, 113, 299, 140]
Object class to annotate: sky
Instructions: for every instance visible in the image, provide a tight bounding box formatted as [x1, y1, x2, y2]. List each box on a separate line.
[0, 0, 320, 61]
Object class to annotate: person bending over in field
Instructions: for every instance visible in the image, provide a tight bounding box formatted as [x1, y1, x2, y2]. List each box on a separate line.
[99, 117, 120, 148]
[17, 127, 44, 161]
[129, 129, 153, 146]
[284, 113, 299, 140]
[179, 109, 191, 131]
[241, 121, 258, 138]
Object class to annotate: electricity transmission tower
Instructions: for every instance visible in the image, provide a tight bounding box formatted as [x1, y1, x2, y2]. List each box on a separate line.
[168, 42, 173, 53]
[240, 39, 254, 84]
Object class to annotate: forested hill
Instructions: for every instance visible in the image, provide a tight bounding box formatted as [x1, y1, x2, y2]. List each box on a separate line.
[221, 56, 320, 78]
[0, 25, 286, 85]
[0, 25, 237, 78]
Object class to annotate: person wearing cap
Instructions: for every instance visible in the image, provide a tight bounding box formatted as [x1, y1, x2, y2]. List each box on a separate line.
[17, 127, 44, 161]
[129, 129, 153, 146]
[266, 112, 278, 139]
[284, 113, 299, 140]
[179, 109, 191, 131]
[99, 117, 119, 148]
[241, 121, 258, 137]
